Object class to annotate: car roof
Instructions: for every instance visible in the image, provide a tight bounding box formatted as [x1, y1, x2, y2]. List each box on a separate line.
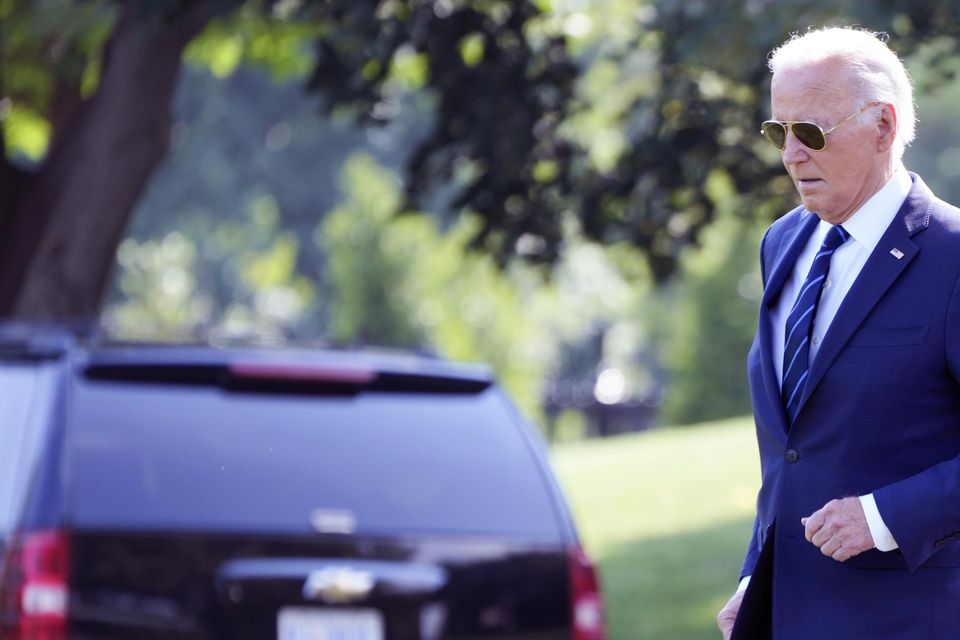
[0, 323, 493, 391]
[86, 343, 489, 379]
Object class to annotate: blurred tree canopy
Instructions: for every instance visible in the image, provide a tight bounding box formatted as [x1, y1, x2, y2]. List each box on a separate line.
[0, 0, 578, 320]
[7, 0, 960, 322]
[7, 0, 960, 429]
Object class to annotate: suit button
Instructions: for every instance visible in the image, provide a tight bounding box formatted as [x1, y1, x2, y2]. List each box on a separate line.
[784, 449, 800, 463]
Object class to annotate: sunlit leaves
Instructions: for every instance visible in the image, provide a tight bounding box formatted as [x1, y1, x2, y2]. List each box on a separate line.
[458, 32, 485, 67]
[387, 45, 428, 91]
[184, 5, 318, 79]
[242, 234, 298, 289]
[108, 232, 208, 339]
[532, 159, 559, 182]
[657, 211, 761, 425]
[319, 153, 422, 348]
[2, 102, 50, 160]
[318, 152, 651, 424]
[106, 190, 319, 341]
[2, 2, 114, 96]
[200, 34, 244, 77]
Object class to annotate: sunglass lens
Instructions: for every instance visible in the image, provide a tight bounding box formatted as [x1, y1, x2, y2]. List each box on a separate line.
[792, 122, 826, 151]
[761, 122, 786, 149]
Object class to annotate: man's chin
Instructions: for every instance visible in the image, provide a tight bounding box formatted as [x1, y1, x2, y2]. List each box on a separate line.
[799, 195, 819, 213]
[798, 195, 831, 219]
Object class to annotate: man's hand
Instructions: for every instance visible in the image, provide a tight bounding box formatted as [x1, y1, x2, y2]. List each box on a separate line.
[801, 497, 875, 562]
[716, 589, 744, 640]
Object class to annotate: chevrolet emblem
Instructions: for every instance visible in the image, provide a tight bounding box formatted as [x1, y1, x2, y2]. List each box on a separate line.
[303, 567, 375, 604]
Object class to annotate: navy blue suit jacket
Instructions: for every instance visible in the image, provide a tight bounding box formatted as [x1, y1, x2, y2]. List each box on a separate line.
[742, 174, 960, 637]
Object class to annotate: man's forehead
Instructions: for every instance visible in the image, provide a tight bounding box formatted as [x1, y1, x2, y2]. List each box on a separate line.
[771, 65, 854, 115]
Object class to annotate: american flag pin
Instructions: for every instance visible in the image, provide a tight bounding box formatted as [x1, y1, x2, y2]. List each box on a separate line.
[890, 248, 904, 260]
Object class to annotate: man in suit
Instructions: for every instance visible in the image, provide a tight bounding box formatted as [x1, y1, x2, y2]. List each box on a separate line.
[716, 27, 960, 639]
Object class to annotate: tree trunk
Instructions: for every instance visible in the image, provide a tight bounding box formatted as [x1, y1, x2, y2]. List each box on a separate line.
[0, 2, 214, 321]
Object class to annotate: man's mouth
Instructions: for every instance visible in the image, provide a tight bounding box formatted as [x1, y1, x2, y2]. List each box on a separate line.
[797, 178, 824, 190]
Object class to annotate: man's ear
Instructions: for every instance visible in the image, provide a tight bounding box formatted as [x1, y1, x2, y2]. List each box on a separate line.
[877, 102, 898, 153]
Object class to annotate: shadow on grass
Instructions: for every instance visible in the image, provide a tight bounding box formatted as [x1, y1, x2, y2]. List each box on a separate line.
[598, 516, 754, 640]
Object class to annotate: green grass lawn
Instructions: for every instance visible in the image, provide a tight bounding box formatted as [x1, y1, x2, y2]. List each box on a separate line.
[550, 416, 760, 640]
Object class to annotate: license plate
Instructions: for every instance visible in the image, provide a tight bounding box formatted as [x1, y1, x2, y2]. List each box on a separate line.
[277, 607, 384, 640]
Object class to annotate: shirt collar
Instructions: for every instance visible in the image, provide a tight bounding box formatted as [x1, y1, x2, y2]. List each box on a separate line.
[816, 165, 911, 253]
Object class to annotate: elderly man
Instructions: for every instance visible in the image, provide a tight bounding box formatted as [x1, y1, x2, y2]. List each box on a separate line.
[717, 27, 960, 639]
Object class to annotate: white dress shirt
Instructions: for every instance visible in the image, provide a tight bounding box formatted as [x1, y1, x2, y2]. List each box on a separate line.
[739, 166, 911, 593]
[776, 166, 911, 553]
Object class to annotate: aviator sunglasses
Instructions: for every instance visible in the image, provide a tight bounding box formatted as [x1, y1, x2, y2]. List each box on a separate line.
[760, 101, 884, 151]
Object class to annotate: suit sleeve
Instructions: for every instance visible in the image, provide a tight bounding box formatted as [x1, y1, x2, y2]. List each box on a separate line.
[873, 269, 960, 571]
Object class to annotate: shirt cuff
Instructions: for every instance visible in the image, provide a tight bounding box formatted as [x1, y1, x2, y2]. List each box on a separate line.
[860, 493, 899, 551]
[737, 576, 750, 593]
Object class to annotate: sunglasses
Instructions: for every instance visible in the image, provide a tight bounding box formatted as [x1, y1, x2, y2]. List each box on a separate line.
[760, 101, 884, 151]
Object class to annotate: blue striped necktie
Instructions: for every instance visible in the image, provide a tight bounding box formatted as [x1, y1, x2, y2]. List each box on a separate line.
[782, 224, 850, 424]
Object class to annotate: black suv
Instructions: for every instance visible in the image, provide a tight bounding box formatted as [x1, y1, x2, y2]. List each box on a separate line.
[0, 326, 604, 639]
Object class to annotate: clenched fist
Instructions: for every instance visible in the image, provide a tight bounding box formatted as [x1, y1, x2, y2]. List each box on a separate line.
[801, 497, 875, 562]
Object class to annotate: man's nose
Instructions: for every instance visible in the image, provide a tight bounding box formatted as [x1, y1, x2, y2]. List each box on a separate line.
[782, 131, 810, 163]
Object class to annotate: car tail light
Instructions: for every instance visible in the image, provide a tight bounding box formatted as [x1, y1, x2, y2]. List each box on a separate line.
[568, 545, 605, 640]
[228, 363, 378, 385]
[0, 530, 70, 640]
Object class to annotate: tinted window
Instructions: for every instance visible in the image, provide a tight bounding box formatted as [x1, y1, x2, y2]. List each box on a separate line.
[68, 380, 562, 541]
[0, 363, 55, 536]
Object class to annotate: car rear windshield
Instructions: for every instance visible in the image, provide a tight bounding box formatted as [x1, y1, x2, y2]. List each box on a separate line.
[67, 378, 563, 541]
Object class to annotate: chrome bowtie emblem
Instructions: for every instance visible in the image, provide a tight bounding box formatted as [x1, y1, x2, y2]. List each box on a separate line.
[303, 567, 375, 604]
[309, 508, 356, 534]
[889, 248, 904, 259]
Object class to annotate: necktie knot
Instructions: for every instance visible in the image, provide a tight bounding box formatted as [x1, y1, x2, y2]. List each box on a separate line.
[822, 225, 849, 251]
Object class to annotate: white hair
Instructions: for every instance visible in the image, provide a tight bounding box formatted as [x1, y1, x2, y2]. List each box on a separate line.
[768, 27, 916, 159]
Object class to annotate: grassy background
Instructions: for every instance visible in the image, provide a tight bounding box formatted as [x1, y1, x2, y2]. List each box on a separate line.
[550, 416, 760, 640]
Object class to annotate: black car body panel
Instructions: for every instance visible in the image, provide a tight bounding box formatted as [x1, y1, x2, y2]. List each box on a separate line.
[69, 533, 569, 639]
[0, 327, 603, 639]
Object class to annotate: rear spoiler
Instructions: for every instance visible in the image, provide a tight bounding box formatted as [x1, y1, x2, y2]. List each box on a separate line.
[83, 360, 491, 395]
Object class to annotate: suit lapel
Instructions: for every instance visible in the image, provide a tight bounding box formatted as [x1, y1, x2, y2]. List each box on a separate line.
[796, 177, 933, 414]
[758, 210, 819, 436]
[760, 210, 819, 311]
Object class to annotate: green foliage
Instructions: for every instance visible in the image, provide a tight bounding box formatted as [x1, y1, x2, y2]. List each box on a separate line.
[320, 153, 558, 422]
[108, 232, 206, 338]
[105, 191, 319, 341]
[111, 59, 426, 335]
[317, 152, 663, 426]
[653, 168, 762, 425]
[2, 103, 49, 160]
[657, 211, 763, 426]
[0, 0, 116, 158]
[319, 154, 424, 348]
[11, 0, 960, 276]
[304, 0, 579, 268]
[22, 0, 960, 428]
[184, 3, 319, 79]
[1, 0, 314, 160]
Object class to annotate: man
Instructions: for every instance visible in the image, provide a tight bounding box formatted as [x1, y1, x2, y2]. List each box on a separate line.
[717, 27, 960, 639]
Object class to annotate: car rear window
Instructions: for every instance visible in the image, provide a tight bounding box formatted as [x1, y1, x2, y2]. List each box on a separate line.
[67, 379, 563, 541]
